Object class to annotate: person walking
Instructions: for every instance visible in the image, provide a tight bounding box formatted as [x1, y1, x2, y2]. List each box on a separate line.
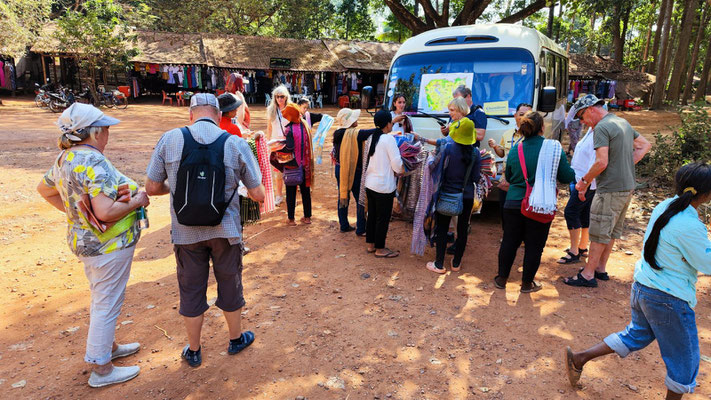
[488, 103, 531, 229]
[281, 103, 314, 226]
[563, 95, 652, 287]
[558, 125, 596, 265]
[266, 85, 292, 206]
[565, 162, 711, 399]
[494, 111, 576, 292]
[37, 103, 149, 387]
[360, 110, 404, 258]
[425, 111, 481, 274]
[332, 108, 367, 235]
[145, 94, 265, 368]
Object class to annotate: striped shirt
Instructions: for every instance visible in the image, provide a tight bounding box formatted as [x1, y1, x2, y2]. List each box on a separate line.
[146, 118, 262, 245]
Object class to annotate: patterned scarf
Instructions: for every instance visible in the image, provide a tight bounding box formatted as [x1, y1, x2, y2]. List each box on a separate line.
[292, 120, 315, 187]
[338, 127, 359, 208]
[357, 135, 373, 207]
[411, 152, 435, 255]
[254, 135, 275, 213]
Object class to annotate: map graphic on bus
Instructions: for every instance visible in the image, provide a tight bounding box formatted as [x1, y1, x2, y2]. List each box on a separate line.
[417, 73, 474, 114]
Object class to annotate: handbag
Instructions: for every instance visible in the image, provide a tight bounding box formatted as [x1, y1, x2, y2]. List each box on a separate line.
[283, 124, 305, 186]
[517, 142, 556, 223]
[436, 147, 476, 217]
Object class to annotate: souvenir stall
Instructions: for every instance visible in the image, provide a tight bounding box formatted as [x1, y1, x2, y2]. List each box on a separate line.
[0, 56, 17, 93]
[568, 53, 653, 104]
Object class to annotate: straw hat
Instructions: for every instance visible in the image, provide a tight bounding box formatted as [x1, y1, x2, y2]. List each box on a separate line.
[336, 108, 360, 128]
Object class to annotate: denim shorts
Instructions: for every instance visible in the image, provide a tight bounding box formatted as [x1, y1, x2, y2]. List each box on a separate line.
[604, 282, 699, 394]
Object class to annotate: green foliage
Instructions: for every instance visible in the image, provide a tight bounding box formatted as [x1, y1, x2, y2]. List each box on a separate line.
[640, 107, 711, 184]
[377, 10, 411, 42]
[55, 0, 140, 97]
[335, 0, 375, 40]
[277, 0, 336, 39]
[0, 0, 51, 60]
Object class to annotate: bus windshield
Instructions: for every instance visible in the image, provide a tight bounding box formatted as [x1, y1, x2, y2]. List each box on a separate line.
[385, 48, 535, 117]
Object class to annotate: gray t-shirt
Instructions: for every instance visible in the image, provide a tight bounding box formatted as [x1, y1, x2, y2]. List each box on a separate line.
[593, 113, 640, 193]
[146, 118, 262, 245]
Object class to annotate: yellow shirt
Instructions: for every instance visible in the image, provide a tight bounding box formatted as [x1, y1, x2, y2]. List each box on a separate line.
[499, 129, 524, 165]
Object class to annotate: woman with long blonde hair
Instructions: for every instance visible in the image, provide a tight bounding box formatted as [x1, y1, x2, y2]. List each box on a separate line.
[266, 85, 292, 205]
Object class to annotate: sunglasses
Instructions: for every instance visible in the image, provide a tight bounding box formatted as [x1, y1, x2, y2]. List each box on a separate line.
[276, 95, 286, 99]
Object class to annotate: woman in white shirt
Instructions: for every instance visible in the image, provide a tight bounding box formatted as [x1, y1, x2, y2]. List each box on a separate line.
[363, 110, 404, 258]
[266, 85, 291, 205]
[558, 127, 597, 265]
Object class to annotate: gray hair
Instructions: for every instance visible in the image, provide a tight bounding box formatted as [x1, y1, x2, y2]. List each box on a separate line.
[58, 126, 103, 150]
[452, 85, 472, 98]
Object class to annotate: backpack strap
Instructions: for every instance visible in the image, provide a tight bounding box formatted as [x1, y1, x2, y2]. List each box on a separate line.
[179, 126, 198, 162]
[214, 132, 238, 207]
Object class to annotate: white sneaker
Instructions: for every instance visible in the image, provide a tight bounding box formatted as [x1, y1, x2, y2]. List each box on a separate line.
[111, 342, 140, 360]
[275, 195, 284, 206]
[88, 365, 140, 388]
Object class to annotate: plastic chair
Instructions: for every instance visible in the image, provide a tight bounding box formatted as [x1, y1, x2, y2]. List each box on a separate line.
[338, 95, 349, 108]
[315, 94, 323, 108]
[175, 91, 185, 107]
[162, 90, 173, 106]
[264, 93, 271, 107]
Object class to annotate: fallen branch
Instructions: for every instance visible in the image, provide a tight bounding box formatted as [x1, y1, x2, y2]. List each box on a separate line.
[154, 325, 173, 340]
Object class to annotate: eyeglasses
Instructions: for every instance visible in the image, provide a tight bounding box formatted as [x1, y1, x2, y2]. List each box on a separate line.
[576, 107, 588, 120]
[276, 95, 286, 99]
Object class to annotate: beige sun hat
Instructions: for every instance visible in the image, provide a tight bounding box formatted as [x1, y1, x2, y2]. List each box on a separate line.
[336, 108, 361, 128]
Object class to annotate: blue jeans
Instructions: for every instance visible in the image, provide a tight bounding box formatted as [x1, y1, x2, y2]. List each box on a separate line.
[604, 282, 699, 394]
[334, 164, 366, 234]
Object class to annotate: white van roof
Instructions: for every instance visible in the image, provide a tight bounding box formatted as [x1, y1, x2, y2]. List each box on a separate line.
[393, 24, 566, 61]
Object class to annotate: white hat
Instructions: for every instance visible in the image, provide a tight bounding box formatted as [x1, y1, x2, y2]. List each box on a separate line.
[190, 93, 219, 109]
[56, 103, 119, 140]
[336, 108, 360, 128]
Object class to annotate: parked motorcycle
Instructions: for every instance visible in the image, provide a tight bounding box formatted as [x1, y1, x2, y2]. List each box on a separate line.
[47, 86, 76, 113]
[34, 83, 51, 108]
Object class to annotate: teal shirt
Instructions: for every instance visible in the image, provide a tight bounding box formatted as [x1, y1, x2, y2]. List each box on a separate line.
[634, 197, 711, 308]
[504, 135, 575, 202]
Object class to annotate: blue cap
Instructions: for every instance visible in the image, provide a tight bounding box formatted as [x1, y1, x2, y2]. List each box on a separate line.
[91, 115, 121, 127]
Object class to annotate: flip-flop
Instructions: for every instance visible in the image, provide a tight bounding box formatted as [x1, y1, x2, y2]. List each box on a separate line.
[366, 248, 376, 254]
[426, 261, 446, 274]
[563, 272, 598, 288]
[450, 259, 461, 272]
[375, 249, 400, 258]
[300, 217, 312, 225]
[565, 346, 582, 386]
[521, 281, 543, 293]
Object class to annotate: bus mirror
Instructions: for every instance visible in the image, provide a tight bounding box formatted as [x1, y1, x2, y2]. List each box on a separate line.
[539, 86, 557, 112]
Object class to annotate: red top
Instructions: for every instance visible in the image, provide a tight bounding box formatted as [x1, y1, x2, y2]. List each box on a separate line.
[220, 116, 242, 137]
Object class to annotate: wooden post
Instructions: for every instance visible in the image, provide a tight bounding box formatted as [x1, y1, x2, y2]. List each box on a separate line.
[52, 55, 58, 85]
[41, 54, 48, 84]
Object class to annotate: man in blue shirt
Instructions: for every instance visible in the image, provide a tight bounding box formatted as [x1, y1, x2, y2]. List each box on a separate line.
[440, 85, 487, 147]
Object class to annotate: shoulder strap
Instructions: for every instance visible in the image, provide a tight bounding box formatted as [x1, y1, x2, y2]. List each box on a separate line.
[276, 109, 286, 137]
[461, 148, 476, 193]
[179, 127, 197, 162]
[517, 142, 530, 187]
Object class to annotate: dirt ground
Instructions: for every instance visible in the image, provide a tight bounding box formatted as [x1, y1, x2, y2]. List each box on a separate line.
[0, 97, 709, 400]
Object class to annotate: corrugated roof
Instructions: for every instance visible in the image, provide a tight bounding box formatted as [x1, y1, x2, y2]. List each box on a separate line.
[323, 39, 400, 71]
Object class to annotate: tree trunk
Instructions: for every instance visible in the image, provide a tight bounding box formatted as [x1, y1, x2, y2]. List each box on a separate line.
[666, 0, 698, 103]
[681, 2, 709, 104]
[566, 14, 576, 54]
[497, 0, 547, 23]
[694, 37, 711, 102]
[611, 3, 624, 63]
[640, 14, 653, 73]
[651, 0, 674, 109]
[555, 2, 563, 41]
[649, 0, 669, 74]
[547, 2, 555, 38]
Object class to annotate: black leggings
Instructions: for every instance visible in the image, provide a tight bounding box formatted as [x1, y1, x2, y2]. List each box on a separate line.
[435, 197, 474, 268]
[497, 207, 552, 284]
[286, 183, 311, 220]
[365, 188, 395, 249]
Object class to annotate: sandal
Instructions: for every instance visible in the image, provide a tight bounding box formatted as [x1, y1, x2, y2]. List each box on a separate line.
[563, 273, 598, 288]
[300, 217, 312, 225]
[565, 346, 582, 386]
[493, 276, 506, 289]
[366, 247, 376, 254]
[426, 261, 446, 274]
[375, 248, 400, 258]
[450, 259, 461, 272]
[557, 250, 581, 264]
[576, 268, 609, 281]
[286, 219, 297, 226]
[565, 248, 588, 258]
[521, 281, 543, 293]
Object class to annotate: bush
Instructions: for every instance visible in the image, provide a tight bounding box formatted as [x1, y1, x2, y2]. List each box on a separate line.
[639, 107, 711, 185]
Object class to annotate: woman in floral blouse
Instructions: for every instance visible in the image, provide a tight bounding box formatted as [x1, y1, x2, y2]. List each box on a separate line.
[37, 103, 150, 388]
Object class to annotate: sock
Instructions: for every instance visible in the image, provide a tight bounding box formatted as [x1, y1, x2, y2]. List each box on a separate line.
[230, 334, 244, 345]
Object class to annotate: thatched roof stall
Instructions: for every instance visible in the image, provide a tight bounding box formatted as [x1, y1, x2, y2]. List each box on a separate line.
[133, 31, 206, 65]
[323, 39, 400, 72]
[202, 34, 343, 72]
[569, 53, 653, 99]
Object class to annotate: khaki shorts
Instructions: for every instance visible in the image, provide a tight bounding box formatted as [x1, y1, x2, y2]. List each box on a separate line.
[589, 190, 633, 244]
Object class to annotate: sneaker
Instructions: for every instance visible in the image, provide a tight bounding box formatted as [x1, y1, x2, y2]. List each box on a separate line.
[181, 345, 202, 367]
[228, 331, 255, 355]
[111, 342, 140, 360]
[88, 365, 140, 388]
[242, 246, 251, 255]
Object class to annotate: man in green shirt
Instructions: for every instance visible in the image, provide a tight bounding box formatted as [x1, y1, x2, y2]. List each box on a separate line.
[564, 95, 652, 288]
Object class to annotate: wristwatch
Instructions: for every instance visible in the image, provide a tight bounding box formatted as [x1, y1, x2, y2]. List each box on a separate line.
[581, 177, 589, 185]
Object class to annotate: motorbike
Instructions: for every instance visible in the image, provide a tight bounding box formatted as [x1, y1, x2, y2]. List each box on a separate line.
[75, 87, 128, 109]
[34, 83, 51, 108]
[47, 86, 76, 113]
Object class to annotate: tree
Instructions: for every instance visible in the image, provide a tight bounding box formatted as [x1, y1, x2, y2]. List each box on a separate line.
[681, 0, 709, 104]
[277, 0, 337, 39]
[694, 31, 711, 103]
[335, 0, 375, 40]
[55, 0, 140, 103]
[0, 0, 52, 60]
[609, 1, 633, 64]
[647, 0, 668, 74]
[665, 0, 699, 103]
[383, 0, 549, 35]
[651, 0, 674, 108]
[377, 13, 412, 42]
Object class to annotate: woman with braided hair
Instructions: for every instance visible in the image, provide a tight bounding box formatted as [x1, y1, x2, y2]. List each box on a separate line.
[565, 162, 711, 399]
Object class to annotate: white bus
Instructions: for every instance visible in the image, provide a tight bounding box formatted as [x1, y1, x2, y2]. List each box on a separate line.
[381, 23, 569, 186]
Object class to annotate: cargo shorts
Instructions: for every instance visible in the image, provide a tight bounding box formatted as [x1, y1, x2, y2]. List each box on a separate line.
[589, 190, 633, 244]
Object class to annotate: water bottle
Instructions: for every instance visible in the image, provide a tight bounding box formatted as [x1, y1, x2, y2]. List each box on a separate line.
[136, 206, 149, 230]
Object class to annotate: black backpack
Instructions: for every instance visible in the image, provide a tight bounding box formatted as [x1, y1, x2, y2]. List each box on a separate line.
[172, 127, 236, 226]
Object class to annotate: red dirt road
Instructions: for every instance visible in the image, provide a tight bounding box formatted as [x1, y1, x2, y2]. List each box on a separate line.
[0, 98, 708, 400]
